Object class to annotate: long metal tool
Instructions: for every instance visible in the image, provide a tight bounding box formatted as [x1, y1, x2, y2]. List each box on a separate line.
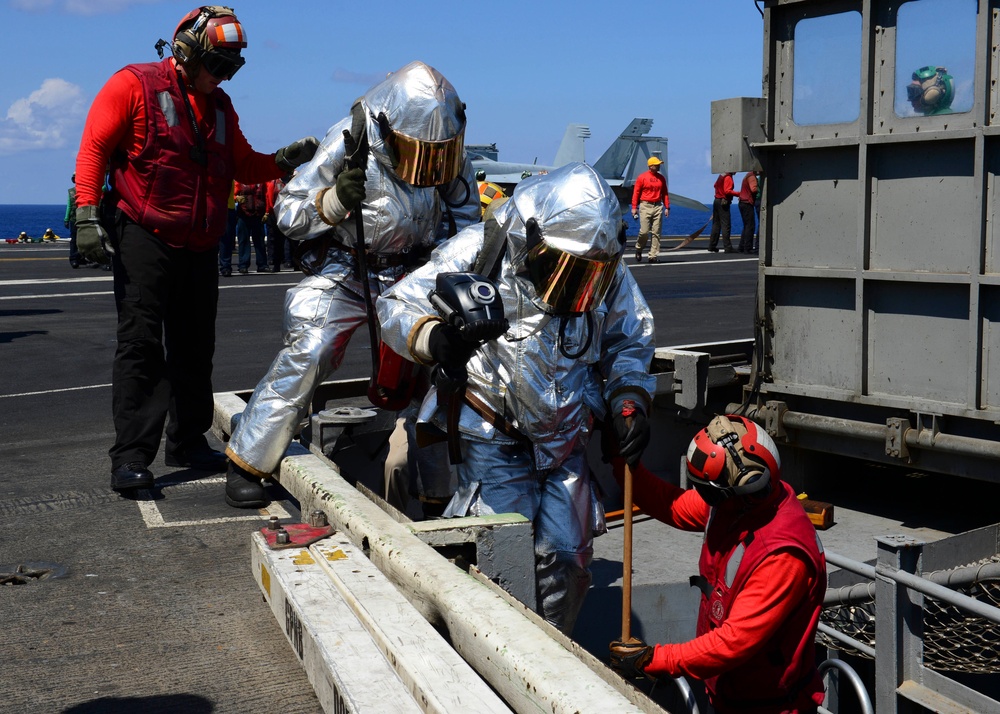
[622, 460, 635, 640]
[342, 129, 380, 379]
[620, 404, 637, 641]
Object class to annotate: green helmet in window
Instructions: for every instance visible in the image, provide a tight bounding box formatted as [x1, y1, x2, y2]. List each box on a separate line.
[907, 65, 954, 115]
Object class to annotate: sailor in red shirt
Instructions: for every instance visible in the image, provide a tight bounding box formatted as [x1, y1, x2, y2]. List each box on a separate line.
[609, 415, 827, 714]
[709, 172, 739, 253]
[630, 156, 670, 263]
[74, 6, 319, 494]
[738, 171, 760, 254]
[264, 173, 292, 272]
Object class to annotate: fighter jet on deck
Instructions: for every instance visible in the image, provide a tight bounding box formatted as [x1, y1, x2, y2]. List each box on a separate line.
[470, 118, 708, 212]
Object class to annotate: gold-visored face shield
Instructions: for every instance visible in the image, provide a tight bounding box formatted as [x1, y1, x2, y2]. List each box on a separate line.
[386, 125, 466, 187]
[526, 240, 620, 314]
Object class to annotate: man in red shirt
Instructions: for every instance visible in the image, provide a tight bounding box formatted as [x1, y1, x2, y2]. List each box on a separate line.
[264, 173, 291, 271]
[75, 6, 319, 493]
[630, 156, 670, 263]
[234, 180, 268, 273]
[709, 172, 738, 253]
[608, 415, 827, 714]
[738, 171, 760, 254]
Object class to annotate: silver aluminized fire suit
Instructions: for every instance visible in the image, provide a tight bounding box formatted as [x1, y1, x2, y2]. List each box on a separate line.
[226, 62, 479, 478]
[376, 163, 656, 633]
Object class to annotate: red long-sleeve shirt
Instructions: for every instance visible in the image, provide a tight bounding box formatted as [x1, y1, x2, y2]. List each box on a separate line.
[265, 177, 286, 216]
[738, 172, 759, 203]
[631, 170, 670, 212]
[613, 461, 815, 683]
[713, 173, 738, 200]
[75, 60, 280, 208]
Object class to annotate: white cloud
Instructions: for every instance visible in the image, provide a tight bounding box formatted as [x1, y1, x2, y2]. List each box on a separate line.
[0, 78, 87, 155]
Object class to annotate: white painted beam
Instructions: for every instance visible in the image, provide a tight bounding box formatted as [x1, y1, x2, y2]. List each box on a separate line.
[250, 533, 422, 714]
[311, 534, 513, 713]
[275, 451, 661, 714]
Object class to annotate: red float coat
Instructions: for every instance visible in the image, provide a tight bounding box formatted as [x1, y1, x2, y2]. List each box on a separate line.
[614, 461, 826, 714]
[76, 58, 282, 252]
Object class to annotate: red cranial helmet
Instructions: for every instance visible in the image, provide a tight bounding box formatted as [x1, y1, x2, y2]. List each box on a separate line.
[685, 415, 779, 500]
[172, 6, 247, 80]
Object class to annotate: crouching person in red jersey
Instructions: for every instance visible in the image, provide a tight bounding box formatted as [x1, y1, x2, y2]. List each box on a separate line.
[608, 415, 827, 714]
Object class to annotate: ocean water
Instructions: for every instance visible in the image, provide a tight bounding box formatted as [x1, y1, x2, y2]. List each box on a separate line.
[625, 203, 747, 238]
[0, 203, 746, 242]
[1, 204, 69, 242]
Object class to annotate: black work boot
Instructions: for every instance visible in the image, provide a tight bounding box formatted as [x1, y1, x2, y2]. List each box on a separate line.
[110, 462, 155, 492]
[225, 461, 268, 508]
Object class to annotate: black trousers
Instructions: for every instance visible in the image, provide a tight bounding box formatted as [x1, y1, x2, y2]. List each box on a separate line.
[68, 222, 79, 263]
[738, 200, 756, 252]
[109, 216, 219, 469]
[266, 217, 287, 270]
[709, 198, 733, 249]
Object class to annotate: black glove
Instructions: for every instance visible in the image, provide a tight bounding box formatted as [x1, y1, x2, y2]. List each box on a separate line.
[75, 205, 111, 265]
[609, 637, 654, 679]
[275, 136, 320, 171]
[427, 323, 477, 371]
[599, 419, 620, 464]
[335, 167, 367, 212]
[612, 399, 649, 468]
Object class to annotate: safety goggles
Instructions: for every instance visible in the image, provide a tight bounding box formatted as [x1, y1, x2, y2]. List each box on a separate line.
[526, 241, 619, 314]
[384, 125, 465, 187]
[200, 49, 245, 81]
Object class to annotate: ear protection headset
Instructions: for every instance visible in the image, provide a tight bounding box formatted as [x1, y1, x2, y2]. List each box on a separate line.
[170, 6, 246, 80]
[685, 415, 779, 499]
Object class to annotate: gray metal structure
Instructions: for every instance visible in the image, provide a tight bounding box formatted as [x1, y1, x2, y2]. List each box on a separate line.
[711, 0, 1000, 485]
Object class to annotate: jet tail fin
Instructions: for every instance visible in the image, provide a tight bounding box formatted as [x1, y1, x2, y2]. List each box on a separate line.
[624, 138, 669, 184]
[592, 118, 654, 179]
[553, 123, 591, 166]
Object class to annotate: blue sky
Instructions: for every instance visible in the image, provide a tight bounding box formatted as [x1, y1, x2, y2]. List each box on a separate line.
[0, 0, 765, 205]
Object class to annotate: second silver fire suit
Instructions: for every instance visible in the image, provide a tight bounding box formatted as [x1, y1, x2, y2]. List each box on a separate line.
[376, 162, 656, 633]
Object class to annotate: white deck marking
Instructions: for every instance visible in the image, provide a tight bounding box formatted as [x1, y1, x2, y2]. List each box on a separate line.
[0, 280, 297, 300]
[0, 383, 112, 399]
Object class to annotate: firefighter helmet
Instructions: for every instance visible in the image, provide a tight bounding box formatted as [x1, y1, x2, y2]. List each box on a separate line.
[358, 61, 466, 187]
[493, 162, 625, 315]
[685, 415, 779, 499]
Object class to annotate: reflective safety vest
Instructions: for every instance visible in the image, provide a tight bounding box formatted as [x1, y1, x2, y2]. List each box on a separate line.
[111, 58, 237, 251]
[696, 481, 827, 713]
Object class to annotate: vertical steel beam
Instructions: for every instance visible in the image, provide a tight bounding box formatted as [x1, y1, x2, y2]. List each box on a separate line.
[874, 534, 925, 714]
